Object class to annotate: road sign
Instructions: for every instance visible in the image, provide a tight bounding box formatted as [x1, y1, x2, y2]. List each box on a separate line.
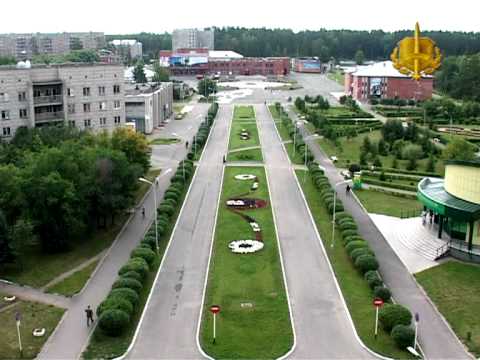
[373, 299, 383, 339]
[373, 298, 384, 307]
[210, 305, 221, 314]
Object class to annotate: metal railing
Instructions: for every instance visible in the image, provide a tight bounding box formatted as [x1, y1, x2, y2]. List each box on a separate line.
[400, 207, 422, 219]
[35, 111, 65, 122]
[33, 95, 63, 105]
[435, 241, 451, 260]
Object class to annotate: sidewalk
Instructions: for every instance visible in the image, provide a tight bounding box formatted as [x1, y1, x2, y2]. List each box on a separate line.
[287, 106, 471, 359]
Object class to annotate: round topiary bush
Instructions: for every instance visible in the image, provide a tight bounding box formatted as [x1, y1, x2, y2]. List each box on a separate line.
[97, 296, 134, 317]
[131, 247, 156, 266]
[109, 287, 140, 307]
[335, 212, 353, 223]
[345, 240, 369, 255]
[163, 198, 177, 209]
[118, 258, 150, 279]
[350, 247, 373, 262]
[141, 236, 156, 250]
[341, 229, 358, 239]
[374, 286, 392, 302]
[365, 271, 383, 289]
[98, 309, 130, 336]
[112, 277, 143, 293]
[355, 254, 379, 273]
[164, 192, 179, 202]
[391, 324, 415, 349]
[158, 204, 175, 217]
[343, 235, 364, 245]
[379, 304, 412, 331]
[338, 217, 355, 226]
[340, 221, 357, 231]
[121, 270, 143, 283]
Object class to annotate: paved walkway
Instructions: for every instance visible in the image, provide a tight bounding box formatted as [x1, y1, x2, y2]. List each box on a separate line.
[37, 105, 209, 360]
[287, 107, 471, 359]
[125, 105, 232, 359]
[257, 104, 372, 359]
[0, 281, 70, 309]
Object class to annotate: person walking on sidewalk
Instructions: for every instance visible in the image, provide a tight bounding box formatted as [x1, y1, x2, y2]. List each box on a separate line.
[185, 141, 189, 149]
[142, 207, 146, 219]
[85, 305, 94, 327]
[345, 184, 351, 195]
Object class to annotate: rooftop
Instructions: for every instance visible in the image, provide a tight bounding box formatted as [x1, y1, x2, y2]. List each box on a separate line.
[0, 62, 122, 71]
[208, 50, 243, 59]
[348, 61, 432, 78]
[111, 39, 140, 46]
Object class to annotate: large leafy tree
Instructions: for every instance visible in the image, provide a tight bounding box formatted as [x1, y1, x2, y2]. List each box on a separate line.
[443, 138, 477, 161]
[133, 60, 147, 83]
[197, 78, 217, 97]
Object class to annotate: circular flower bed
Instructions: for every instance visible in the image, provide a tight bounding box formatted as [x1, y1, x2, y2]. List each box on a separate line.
[228, 240, 264, 254]
[3, 295, 16, 302]
[33, 328, 46, 337]
[234, 174, 256, 180]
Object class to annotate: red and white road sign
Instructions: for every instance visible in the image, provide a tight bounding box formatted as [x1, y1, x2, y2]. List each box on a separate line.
[210, 305, 221, 314]
[373, 298, 384, 307]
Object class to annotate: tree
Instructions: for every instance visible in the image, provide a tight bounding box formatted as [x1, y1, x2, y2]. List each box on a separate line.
[377, 138, 388, 156]
[133, 60, 147, 83]
[10, 219, 35, 269]
[111, 127, 150, 173]
[354, 49, 365, 65]
[443, 138, 477, 161]
[0, 211, 14, 266]
[0, 56, 16, 65]
[403, 144, 423, 171]
[382, 120, 404, 144]
[426, 154, 436, 173]
[361, 136, 372, 154]
[152, 62, 170, 82]
[197, 78, 217, 97]
[295, 97, 306, 112]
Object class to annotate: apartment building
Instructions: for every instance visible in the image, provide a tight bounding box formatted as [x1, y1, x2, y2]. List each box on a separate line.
[0, 63, 125, 139]
[172, 28, 214, 51]
[0, 32, 106, 59]
[125, 83, 173, 134]
[110, 39, 143, 60]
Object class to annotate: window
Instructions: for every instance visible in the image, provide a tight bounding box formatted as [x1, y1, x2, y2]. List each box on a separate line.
[114, 116, 121, 125]
[2, 127, 11, 137]
[113, 85, 121, 94]
[68, 120, 75, 127]
[19, 109, 27, 118]
[98, 86, 105, 96]
[18, 92, 26, 101]
[114, 100, 121, 109]
[84, 119, 91, 128]
[68, 104, 75, 114]
[83, 87, 90, 96]
[1, 110, 10, 120]
[99, 117, 107, 126]
[67, 88, 75, 97]
[99, 101, 107, 111]
[0, 93, 9, 102]
[83, 103, 91, 113]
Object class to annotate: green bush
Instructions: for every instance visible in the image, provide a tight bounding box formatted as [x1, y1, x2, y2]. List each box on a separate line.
[141, 236, 156, 250]
[379, 304, 412, 331]
[163, 198, 177, 209]
[355, 254, 379, 273]
[112, 277, 143, 293]
[345, 240, 369, 255]
[335, 212, 353, 224]
[109, 287, 140, 307]
[338, 217, 355, 226]
[391, 324, 415, 349]
[131, 247, 156, 265]
[365, 271, 383, 289]
[374, 286, 392, 302]
[98, 309, 130, 336]
[164, 192, 179, 202]
[343, 235, 364, 245]
[118, 258, 150, 279]
[97, 297, 134, 317]
[350, 247, 373, 262]
[339, 221, 357, 231]
[158, 204, 175, 217]
[121, 270, 143, 283]
[341, 229, 358, 239]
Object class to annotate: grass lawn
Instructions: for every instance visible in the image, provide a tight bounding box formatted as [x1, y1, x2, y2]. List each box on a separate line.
[134, 169, 161, 204]
[233, 105, 255, 120]
[415, 261, 480, 357]
[149, 138, 181, 145]
[1, 169, 160, 289]
[227, 148, 263, 162]
[228, 122, 261, 151]
[295, 170, 413, 358]
[0, 299, 64, 359]
[200, 167, 293, 359]
[45, 260, 99, 297]
[327, 70, 345, 85]
[354, 188, 421, 217]
[83, 172, 194, 359]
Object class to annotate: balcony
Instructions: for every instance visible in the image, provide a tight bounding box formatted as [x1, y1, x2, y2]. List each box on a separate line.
[35, 111, 65, 123]
[34, 95, 63, 106]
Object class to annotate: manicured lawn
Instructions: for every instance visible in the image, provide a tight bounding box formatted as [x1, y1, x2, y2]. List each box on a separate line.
[295, 169, 413, 359]
[0, 299, 64, 359]
[83, 172, 194, 359]
[46, 260, 99, 297]
[416, 261, 480, 356]
[149, 138, 181, 145]
[228, 122, 261, 151]
[200, 167, 293, 359]
[233, 105, 255, 120]
[327, 70, 345, 85]
[227, 148, 263, 162]
[227, 105, 263, 162]
[354, 188, 421, 217]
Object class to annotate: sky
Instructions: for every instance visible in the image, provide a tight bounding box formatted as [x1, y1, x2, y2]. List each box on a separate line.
[1, 0, 479, 34]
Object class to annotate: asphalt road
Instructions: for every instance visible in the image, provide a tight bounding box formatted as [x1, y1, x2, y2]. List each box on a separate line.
[125, 104, 232, 359]
[256, 104, 373, 359]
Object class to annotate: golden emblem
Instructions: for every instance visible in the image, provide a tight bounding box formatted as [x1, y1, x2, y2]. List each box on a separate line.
[391, 22, 442, 81]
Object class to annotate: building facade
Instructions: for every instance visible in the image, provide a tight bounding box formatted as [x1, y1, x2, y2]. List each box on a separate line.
[172, 29, 214, 51]
[125, 83, 173, 134]
[0, 63, 125, 139]
[0, 32, 106, 59]
[344, 61, 433, 102]
[293, 57, 322, 73]
[110, 39, 143, 60]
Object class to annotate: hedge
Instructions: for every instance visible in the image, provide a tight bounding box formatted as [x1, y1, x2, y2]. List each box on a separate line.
[350, 247, 373, 262]
[131, 247, 156, 265]
[345, 240, 369, 255]
[341, 229, 358, 239]
[379, 304, 412, 331]
[121, 270, 143, 283]
[391, 324, 415, 349]
[339, 221, 358, 231]
[343, 235, 364, 245]
[97, 297, 134, 318]
[374, 286, 392, 302]
[158, 204, 175, 217]
[362, 178, 417, 192]
[365, 271, 383, 289]
[112, 277, 143, 293]
[118, 258, 150, 279]
[355, 254, 379, 273]
[109, 288, 140, 307]
[98, 309, 130, 336]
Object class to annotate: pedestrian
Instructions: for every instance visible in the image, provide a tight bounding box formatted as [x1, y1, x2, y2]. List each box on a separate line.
[223, 155, 226, 164]
[142, 207, 146, 219]
[85, 305, 94, 327]
[421, 210, 427, 226]
[185, 141, 189, 149]
[346, 184, 351, 195]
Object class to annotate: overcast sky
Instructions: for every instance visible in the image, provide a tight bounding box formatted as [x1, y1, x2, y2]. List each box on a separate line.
[1, 0, 479, 34]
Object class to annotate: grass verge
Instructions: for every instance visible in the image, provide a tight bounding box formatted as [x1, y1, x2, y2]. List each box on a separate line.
[354, 188, 421, 217]
[200, 166, 293, 359]
[227, 148, 263, 162]
[149, 138, 181, 145]
[45, 260, 99, 297]
[415, 261, 480, 357]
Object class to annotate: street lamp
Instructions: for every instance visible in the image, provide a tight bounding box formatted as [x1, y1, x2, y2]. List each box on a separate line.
[138, 177, 159, 255]
[331, 179, 352, 248]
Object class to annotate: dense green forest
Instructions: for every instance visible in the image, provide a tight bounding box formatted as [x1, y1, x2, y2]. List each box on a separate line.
[106, 27, 480, 60]
[436, 53, 480, 101]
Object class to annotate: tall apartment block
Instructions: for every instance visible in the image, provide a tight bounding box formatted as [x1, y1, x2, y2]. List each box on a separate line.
[0, 32, 106, 59]
[172, 28, 214, 51]
[0, 63, 125, 139]
[110, 39, 143, 60]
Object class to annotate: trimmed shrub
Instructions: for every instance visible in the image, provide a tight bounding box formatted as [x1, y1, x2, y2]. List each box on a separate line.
[97, 296, 134, 317]
[112, 277, 143, 293]
[328, 202, 344, 213]
[379, 304, 412, 331]
[158, 204, 175, 217]
[131, 247, 156, 266]
[343, 235, 364, 245]
[98, 309, 130, 336]
[109, 288, 140, 307]
[374, 286, 392, 302]
[141, 236, 156, 250]
[118, 258, 150, 279]
[121, 270, 143, 283]
[335, 212, 353, 224]
[365, 271, 383, 289]
[391, 324, 415, 349]
[350, 247, 373, 262]
[345, 240, 369, 255]
[338, 217, 355, 226]
[355, 254, 379, 273]
[341, 229, 358, 239]
[164, 191, 179, 202]
[163, 198, 177, 208]
[339, 221, 357, 231]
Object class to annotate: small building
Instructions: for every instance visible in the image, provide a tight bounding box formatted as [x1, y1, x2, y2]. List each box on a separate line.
[293, 57, 322, 73]
[172, 28, 214, 51]
[125, 83, 173, 134]
[418, 159, 480, 262]
[344, 61, 433, 103]
[110, 39, 143, 60]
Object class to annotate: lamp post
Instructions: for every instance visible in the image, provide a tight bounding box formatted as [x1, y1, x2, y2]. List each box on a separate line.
[15, 312, 22, 357]
[303, 140, 308, 183]
[138, 177, 159, 255]
[331, 179, 352, 248]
